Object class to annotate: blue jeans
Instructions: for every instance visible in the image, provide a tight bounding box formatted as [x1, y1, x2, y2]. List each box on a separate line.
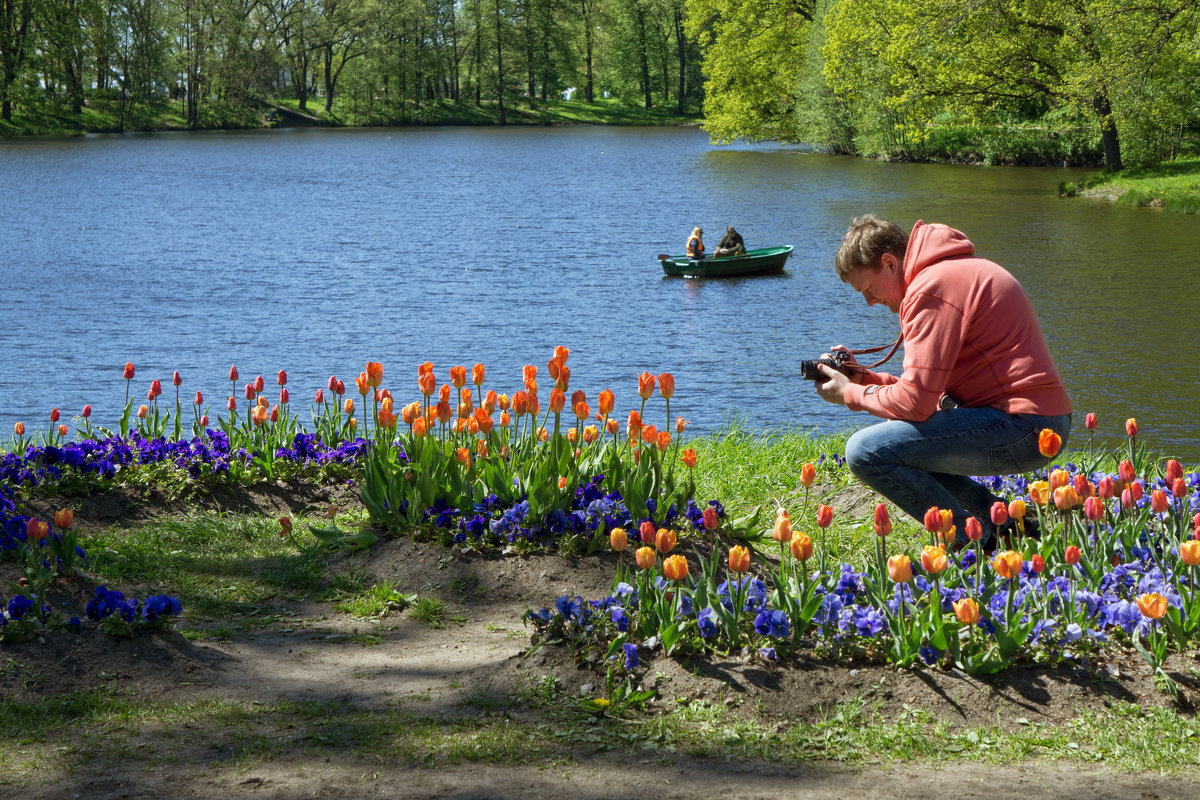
[845, 408, 1072, 545]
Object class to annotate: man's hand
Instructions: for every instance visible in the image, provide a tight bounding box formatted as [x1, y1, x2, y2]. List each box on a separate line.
[815, 363, 851, 406]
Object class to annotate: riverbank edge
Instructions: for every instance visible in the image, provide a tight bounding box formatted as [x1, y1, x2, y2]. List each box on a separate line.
[1059, 159, 1200, 214]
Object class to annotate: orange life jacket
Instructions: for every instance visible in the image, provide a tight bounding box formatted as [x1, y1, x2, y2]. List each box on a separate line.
[686, 235, 703, 258]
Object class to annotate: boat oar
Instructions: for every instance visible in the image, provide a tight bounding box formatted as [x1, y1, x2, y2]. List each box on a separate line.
[657, 253, 672, 261]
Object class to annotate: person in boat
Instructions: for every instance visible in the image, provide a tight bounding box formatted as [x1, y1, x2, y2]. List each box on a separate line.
[713, 226, 746, 257]
[686, 227, 705, 260]
[813, 214, 1071, 549]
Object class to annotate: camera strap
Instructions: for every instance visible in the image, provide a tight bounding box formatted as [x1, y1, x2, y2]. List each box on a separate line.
[850, 335, 903, 369]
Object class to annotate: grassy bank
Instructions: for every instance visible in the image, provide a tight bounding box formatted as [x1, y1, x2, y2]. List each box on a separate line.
[0, 96, 699, 137]
[1060, 158, 1200, 213]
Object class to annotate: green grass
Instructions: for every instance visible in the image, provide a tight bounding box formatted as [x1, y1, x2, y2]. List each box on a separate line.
[3, 690, 1200, 776]
[331, 579, 416, 619]
[409, 596, 447, 628]
[1062, 158, 1200, 213]
[84, 513, 329, 627]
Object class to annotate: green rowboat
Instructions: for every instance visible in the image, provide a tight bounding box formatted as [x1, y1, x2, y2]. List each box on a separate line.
[659, 245, 793, 277]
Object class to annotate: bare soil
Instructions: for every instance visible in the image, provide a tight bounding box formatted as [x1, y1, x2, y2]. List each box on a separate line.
[5, 483, 1200, 799]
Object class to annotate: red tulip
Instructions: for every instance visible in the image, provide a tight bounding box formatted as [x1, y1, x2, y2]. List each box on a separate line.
[328, 375, 338, 392]
[1084, 413, 1097, 430]
[26, 518, 49, 541]
[873, 503, 891, 537]
[965, 516, 983, 541]
[1064, 545, 1081, 565]
[279, 388, 289, 405]
[254, 375, 265, 393]
[229, 365, 238, 381]
[1097, 476, 1116, 499]
[639, 520, 656, 544]
[227, 397, 236, 411]
[269, 405, 279, 423]
[123, 362, 135, 380]
[990, 501, 1009, 527]
[923, 506, 943, 534]
[277, 369, 287, 385]
[315, 389, 325, 405]
[1030, 554, 1045, 573]
[335, 380, 345, 395]
[1166, 459, 1184, 483]
[1126, 418, 1139, 437]
[137, 405, 148, 419]
[200, 415, 209, 427]
[244, 383, 255, 400]
[171, 370, 181, 387]
[703, 507, 720, 531]
[1084, 495, 1106, 521]
[82, 405, 91, 418]
[1118, 460, 1136, 483]
[1130, 481, 1144, 501]
[50, 407, 60, 422]
[1174, 477, 1188, 499]
[816, 504, 833, 528]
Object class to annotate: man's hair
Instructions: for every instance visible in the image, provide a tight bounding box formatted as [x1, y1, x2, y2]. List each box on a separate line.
[834, 215, 908, 280]
[726, 226, 735, 233]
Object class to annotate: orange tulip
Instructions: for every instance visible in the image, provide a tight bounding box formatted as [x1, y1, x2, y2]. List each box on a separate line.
[923, 506, 943, 534]
[1126, 418, 1139, 437]
[1166, 459, 1184, 483]
[1174, 477, 1187, 499]
[800, 463, 816, 488]
[575, 402, 591, 422]
[476, 439, 488, 458]
[522, 364, 537, 391]
[555, 365, 571, 391]
[791, 534, 813, 561]
[54, 509, 74, 529]
[606, 418, 619, 436]
[455, 447, 470, 466]
[953, 597, 980, 625]
[1150, 489, 1170, 514]
[1118, 459, 1136, 483]
[412, 417, 427, 437]
[598, 389, 614, 416]
[549, 388, 565, 414]
[676, 416, 688, 434]
[279, 516, 292, 536]
[362, 361, 382, 387]
[124, 362, 136, 380]
[816, 504, 833, 528]
[1052, 485, 1079, 511]
[728, 545, 751, 573]
[402, 402, 420, 426]
[627, 410, 642, 438]
[610, 527, 628, 552]
[656, 430, 671, 451]
[1136, 592, 1167, 619]
[773, 510, 793, 543]
[873, 503, 891, 537]
[658, 372, 675, 399]
[1073, 474, 1093, 499]
[682, 448, 697, 468]
[641, 424, 657, 445]
[583, 425, 599, 444]
[1038, 428, 1062, 458]
[887, 554, 912, 583]
[137, 404, 148, 419]
[939, 509, 954, 533]
[663, 554, 689, 582]
[991, 550, 1023, 580]
[470, 363, 484, 386]
[635, 546, 656, 571]
[252, 405, 268, 427]
[343, 398, 355, 415]
[447, 365, 465, 388]
[1179, 540, 1200, 567]
[1008, 498, 1026, 523]
[1049, 468, 1070, 492]
[655, 527, 677, 554]
[1064, 545, 1081, 565]
[921, 545, 948, 576]
[417, 361, 433, 378]
[638, 520, 656, 543]
[377, 407, 397, 428]
[26, 518, 49, 540]
[14, 422, 24, 436]
[567, 428, 578, 445]
[637, 371, 655, 400]
[1028, 481, 1050, 505]
[547, 356, 562, 381]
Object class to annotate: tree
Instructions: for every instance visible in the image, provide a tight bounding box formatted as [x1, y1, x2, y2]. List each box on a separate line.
[0, 0, 37, 120]
[684, 0, 813, 141]
[113, 0, 172, 129]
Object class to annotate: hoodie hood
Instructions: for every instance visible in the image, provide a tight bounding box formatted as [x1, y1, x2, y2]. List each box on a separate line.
[902, 221, 976, 292]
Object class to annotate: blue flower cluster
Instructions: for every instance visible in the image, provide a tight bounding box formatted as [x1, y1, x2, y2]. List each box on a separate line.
[86, 585, 183, 626]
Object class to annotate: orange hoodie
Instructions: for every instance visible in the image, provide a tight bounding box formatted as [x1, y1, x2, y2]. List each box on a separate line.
[843, 221, 1072, 421]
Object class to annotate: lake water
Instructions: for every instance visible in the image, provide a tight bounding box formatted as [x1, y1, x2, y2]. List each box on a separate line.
[3, 126, 1198, 459]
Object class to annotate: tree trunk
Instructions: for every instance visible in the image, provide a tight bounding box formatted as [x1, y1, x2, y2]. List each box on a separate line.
[1092, 93, 1122, 172]
[324, 45, 334, 112]
[636, 5, 650, 109]
[581, 0, 594, 102]
[673, 9, 684, 114]
[494, 0, 505, 124]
